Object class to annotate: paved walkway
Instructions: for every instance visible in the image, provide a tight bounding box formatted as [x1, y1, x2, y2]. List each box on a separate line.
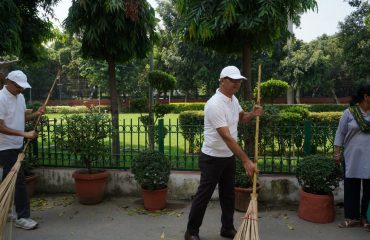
[4, 194, 369, 240]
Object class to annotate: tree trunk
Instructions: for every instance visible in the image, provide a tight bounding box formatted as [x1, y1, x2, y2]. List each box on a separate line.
[107, 57, 120, 164]
[331, 88, 340, 104]
[295, 87, 301, 104]
[287, 86, 294, 104]
[242, 42, 252, 101]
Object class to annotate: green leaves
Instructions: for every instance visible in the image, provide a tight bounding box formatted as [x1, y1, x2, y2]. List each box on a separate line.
[175, 0, 318, 52]
[296, 154, 342, 195]
[131, 150, 171, 190]
[54, 111, 112, 171]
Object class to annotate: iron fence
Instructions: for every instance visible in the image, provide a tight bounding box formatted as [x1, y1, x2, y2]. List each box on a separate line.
[26, 118, 337, 175]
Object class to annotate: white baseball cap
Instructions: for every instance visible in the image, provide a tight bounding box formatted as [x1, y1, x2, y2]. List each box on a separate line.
[219, 66, 246, 80]
[6, 70, 31, 89]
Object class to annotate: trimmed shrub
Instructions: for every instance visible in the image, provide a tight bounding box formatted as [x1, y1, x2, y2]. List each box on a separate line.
[179, 111, 204, 153]
[170, 103, 205, 113]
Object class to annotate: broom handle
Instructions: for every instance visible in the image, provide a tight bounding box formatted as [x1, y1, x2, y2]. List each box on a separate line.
[22, 69, 61, 153]
[252, 64, 261, 195]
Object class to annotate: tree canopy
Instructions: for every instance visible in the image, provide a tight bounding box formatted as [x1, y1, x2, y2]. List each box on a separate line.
[175, 0, 317, 99]
[0, 0, 59, 61]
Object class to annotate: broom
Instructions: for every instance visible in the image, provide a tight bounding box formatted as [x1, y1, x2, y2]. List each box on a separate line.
[0, 69, 60, 239]
[234, 64, 262, 240]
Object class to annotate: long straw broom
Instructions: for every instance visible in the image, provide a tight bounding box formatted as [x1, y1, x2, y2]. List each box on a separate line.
[234, 64, 262, 240]
[0, 69, 60, 239]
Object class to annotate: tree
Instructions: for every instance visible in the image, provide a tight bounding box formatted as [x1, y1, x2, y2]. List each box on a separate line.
[156, 0, 241, 99]
[338, 2, 370, 85]
[0, 0, 59, 61]
[175, 0, 317, 100]
[65, 0, 157, 158]
[148, 70, 176, 101]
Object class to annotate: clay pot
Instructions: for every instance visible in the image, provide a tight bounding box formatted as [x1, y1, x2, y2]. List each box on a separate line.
[25, 174, 38, 197]
[72, 170, 109, 205]
[234, 185, 262, 212]
[298, 189, 335, 223]
[142, 187, 168, 211]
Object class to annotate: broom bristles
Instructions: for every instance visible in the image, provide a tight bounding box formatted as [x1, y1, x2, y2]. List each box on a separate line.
[0, 159, 21, 240]
[234, 194, 260, 240]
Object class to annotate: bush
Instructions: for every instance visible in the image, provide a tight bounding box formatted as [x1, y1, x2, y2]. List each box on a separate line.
[254, 79, 289, 103]
[131, 150, 171, 190]
[170, 103, 205, 113]
[296, 154, 342, 195]
[53, 110, 112, 173]
[308, 104, 348, 112]
[46, 105, 110, 114]
[179, 111, 204, 153]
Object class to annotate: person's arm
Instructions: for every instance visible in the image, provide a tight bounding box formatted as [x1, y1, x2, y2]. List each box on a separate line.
[25, 106, 45, 122]
[239, 105, 263, 123]
[216, 126, 257, 177]
[333, 110, 349, 164]
[0, 119, 37, 139]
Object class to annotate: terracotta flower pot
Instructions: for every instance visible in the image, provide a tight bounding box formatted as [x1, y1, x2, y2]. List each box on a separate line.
[72, 170, 109, 205]
[298, 189, 335, 223]
[142, 187, 168, 211]
[234, 185, 262, 212]
[25, 174, 38, 197]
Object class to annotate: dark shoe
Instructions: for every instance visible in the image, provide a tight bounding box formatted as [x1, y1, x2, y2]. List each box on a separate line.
[220, 227, 237, 239]
[184, 231, 200, 240]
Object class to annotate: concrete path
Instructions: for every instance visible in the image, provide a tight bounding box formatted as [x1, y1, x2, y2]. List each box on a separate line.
[5, 194, 369, 240]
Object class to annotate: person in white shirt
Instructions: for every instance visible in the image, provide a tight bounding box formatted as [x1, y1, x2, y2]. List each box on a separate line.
[185, 66, 263, 240]
[0, 70, 45, 230]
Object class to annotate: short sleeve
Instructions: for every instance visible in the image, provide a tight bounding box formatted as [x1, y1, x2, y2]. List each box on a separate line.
[205, 103, 228, 129]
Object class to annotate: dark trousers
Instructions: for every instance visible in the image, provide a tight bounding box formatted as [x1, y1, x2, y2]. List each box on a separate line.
[0, 149, 30, 219]
[187, 152, 236, 235]
[344, 177, 370, 220]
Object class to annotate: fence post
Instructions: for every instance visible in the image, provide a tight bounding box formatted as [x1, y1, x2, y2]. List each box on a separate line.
[303, 120, 312, 156]
[158, 119, 164, 154]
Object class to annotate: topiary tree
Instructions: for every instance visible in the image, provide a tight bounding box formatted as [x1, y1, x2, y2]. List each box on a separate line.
[254, 79, 289, 104]
[148, 70, 176, 101]
[178, 111, 204, 153]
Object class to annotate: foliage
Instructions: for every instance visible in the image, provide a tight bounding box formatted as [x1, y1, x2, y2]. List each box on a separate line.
[64, 0, 157, 157]
[280, 105, 309, 119]
[254, 79, 289, 103]
[130, 97, 148, 113]
[308, 104, 348, 112]
[169, 103, 205, 113]
[0, 0, 58, 61]
[156, 0, 241, 98]
[54, 110, 111, 173]
[235, 158, 252, 188]
[131, 150, 171, 190]
[148, 70, 176, 96]
[338, 2, 370, 87]
[178, 111, 204, 153]
[46, 105, 110, 114]
[296, 154, 342, 194]
[175, 0, 317, 99]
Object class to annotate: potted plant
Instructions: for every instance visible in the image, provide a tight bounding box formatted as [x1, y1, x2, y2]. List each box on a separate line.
[131, 150, 171, 211]
[296, 154, 342, 223]
[234, 158, 261, 212]
[54, 109, 111, 204]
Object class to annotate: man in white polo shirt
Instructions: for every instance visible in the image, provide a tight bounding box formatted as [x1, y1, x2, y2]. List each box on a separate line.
[0, 70, 45, 230]
[185, 66, 263, 240]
